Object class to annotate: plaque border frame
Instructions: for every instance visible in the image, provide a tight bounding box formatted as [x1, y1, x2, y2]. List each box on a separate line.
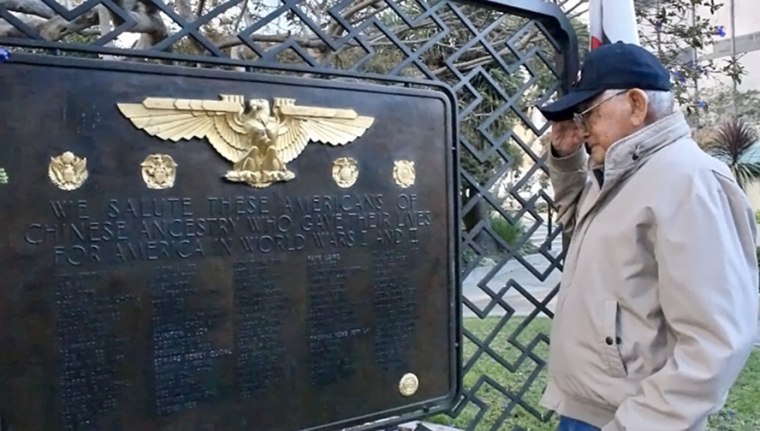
[0, 53, 463, 431]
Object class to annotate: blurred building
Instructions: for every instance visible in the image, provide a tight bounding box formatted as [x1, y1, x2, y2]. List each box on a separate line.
[701, 0, 760, 211]
[701, 0, 760, 91]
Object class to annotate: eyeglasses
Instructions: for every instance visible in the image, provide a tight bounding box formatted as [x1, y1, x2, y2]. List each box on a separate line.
[573, 90, 628, 131]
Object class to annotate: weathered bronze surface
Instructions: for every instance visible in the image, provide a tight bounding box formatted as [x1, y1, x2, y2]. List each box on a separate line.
[0, 59, 458, 431]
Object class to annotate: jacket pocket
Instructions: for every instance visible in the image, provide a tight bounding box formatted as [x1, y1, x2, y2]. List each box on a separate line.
[600, 299, 628, 378]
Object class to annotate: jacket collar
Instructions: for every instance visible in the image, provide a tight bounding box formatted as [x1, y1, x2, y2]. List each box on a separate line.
[591, 111, 692, 190]
[573, 111, 692, 230]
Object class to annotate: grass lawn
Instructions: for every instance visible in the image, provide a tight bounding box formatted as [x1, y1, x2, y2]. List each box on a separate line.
[428, 316, 760, 431]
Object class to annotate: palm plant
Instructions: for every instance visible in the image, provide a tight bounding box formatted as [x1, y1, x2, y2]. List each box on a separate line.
[702, 119, 760, 190]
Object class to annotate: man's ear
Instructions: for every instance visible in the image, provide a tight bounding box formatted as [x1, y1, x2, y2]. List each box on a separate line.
[627, 89, 649, 126]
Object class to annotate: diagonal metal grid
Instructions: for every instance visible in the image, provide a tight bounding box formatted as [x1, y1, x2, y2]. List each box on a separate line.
[0, 0, 578, 429]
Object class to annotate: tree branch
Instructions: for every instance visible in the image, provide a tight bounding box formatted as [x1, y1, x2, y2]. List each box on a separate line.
[308, 0, 388, 67]
[217, 33, 335, 50]
[195, 0, 206, 20]
[232, 0, 247, 33]
[97, 4, 112, 37]
[430, 27, 541, 75]
[39, 9, 99, 40]
[129, 4, 167, 49]
[0, 0, 53, 19]
[0, 14, 45, 37]
[175, 0, 192, 20]
[0, 0, 167, 46]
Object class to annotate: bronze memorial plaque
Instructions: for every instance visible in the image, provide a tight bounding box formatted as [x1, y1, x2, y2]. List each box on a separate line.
[0, 57, 459, 431]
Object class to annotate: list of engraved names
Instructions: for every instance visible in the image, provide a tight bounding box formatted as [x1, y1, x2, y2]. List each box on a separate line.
[24, 192, 435, 419]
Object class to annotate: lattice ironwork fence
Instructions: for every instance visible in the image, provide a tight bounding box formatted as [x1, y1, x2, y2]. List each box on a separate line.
[0, 0, 578, 429]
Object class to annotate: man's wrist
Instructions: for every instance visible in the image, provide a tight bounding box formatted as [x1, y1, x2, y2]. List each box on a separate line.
[548, 142, 587, 172]
[550, 143, 582, 159]
[550, 144, 566, 158]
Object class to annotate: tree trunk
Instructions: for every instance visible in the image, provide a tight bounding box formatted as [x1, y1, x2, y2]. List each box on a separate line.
[461, 183, 497, 255]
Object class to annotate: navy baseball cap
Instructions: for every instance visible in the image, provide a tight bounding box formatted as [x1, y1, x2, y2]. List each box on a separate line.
[538, 42, 671, 121]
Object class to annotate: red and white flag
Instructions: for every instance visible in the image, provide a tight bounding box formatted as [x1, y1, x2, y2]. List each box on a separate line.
[589, 0, 640, 50]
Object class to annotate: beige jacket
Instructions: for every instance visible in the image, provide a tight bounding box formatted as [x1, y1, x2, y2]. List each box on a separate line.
[540, 111, 759, 430]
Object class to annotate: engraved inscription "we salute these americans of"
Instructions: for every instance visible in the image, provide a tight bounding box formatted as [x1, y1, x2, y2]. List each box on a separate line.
[23, 191, 432, 266]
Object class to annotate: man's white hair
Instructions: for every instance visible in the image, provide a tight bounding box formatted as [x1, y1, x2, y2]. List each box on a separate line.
[602, 89, 675, 121]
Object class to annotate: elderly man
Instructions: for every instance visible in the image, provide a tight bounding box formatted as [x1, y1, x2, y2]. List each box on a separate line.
[537, 42, 759, 431]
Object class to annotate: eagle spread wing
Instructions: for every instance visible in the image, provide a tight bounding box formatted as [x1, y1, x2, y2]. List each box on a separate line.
[117, 95, 251, 163]
[273, 98, 375, 164]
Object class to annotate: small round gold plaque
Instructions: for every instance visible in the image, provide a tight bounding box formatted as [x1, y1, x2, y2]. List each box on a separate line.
[332, 157, 359, 188]
[141, 153, 178, 190]
[49, 151, 88, 191]
[398, 372, 419, 397]
[393, 160, 415, 188]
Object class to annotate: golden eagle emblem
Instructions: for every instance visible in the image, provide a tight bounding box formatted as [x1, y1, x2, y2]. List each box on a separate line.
[117, 95, 375, 188]
[49, 151, 88, 191]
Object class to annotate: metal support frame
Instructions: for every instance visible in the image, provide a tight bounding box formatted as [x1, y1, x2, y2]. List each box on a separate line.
[0, 0, 578, 429]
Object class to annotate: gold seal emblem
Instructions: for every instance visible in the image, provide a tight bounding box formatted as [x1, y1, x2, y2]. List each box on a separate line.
[49, 151, 88, 191]
[117, 95, 375, 188]
[393, 160, 415, 188]
[141, 154, 178, 190]
[398, 372, 419, 397]
[332, 157, 359, 188]
[0, 167, 7, 184]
